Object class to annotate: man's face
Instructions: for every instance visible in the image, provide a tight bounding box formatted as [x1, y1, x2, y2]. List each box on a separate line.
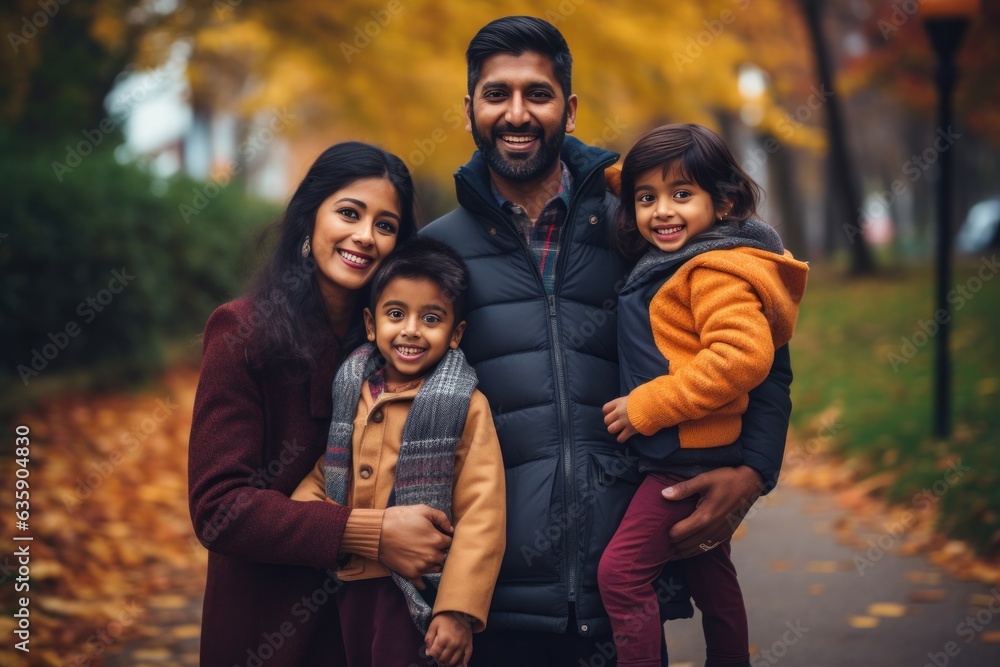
[465, 51, 578, 183]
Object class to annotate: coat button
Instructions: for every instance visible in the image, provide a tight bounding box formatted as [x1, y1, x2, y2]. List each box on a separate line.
[359, 465, 373, 479]
[489, 228, 497, 236]
[589, 215, 598, 225]
[580, 624, 589, 632]
[371, 410, 384, 423]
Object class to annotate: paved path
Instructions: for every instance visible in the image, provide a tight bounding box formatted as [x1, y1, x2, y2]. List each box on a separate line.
[664, 484, 1000, 667]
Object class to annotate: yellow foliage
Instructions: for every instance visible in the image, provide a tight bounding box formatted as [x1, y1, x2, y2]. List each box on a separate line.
[168, 0, 825, 180]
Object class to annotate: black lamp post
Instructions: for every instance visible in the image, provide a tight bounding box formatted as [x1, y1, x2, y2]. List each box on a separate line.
[921, 0, 978, 440]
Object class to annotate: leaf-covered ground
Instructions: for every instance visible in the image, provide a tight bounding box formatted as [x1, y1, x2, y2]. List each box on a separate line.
[0, 369, 206, 667]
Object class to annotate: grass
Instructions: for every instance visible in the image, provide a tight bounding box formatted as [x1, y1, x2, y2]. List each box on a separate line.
[789, 255, 1000, 554]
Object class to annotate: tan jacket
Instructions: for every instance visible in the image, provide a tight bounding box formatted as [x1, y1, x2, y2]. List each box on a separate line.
[292, 381, 506, 631]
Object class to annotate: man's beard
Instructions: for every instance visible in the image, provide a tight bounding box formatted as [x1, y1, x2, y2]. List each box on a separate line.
[470, 111, 567, 182]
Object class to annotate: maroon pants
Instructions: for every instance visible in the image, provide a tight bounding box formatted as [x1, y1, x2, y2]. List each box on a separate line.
[598, 473, 749, 667]
[336, 576, 430, 667]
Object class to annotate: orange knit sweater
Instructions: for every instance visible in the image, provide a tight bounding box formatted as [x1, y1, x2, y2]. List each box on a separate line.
[626, 246, 808, 449]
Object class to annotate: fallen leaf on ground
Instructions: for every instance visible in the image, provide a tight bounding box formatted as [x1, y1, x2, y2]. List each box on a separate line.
[868, 602, 907, 618]
[806, 560, 840, 573]
[909, 589, 947, 603]
[905, 571, 942, 586]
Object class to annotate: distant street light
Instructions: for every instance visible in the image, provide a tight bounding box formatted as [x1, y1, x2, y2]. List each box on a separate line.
[921, 0, 980, 440]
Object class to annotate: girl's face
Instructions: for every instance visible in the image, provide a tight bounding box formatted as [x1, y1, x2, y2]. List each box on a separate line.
[311, 177, 402, 303]
[633, 163, 726, 253]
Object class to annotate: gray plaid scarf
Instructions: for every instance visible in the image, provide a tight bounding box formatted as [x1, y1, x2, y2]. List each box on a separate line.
[324, 342, 479, 633]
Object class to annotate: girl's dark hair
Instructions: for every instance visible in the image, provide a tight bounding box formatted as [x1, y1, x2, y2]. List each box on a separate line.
[368, 238, 470, 324]
[466, 16, 572, 98]
[249, 141, 416, 366]
[615, 123, 762, 262]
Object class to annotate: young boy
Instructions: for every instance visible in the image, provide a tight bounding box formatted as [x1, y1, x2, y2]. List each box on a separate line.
[292, 238, 506, 667]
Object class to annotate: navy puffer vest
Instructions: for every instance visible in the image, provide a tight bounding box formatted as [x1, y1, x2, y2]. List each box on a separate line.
[421, 138, 638, 637]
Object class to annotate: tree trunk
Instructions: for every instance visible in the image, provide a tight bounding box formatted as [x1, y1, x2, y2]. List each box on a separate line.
[799, 0, 876, 275]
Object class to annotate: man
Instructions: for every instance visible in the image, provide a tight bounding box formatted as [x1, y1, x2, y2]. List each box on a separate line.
[421, 16, 792, 666]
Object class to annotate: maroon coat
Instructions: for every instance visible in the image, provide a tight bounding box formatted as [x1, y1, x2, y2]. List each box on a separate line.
[188, 298, 350, 665]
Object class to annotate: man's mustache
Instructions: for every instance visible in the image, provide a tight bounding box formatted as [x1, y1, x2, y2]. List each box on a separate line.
[493, 124, 543, 137]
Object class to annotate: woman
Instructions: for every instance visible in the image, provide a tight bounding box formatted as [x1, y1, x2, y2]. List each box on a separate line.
[188, 142, 454, 664]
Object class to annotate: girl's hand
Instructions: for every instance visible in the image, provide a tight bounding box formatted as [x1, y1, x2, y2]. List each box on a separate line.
[603, 396, 638, 443]
[425, 611, 473, 667]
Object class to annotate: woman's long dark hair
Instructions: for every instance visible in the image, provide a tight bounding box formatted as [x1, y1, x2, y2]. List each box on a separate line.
[249, 142, 416, 366]
[615, 123, 762, 262]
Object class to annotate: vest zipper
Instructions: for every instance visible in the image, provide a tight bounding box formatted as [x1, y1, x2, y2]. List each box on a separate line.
[458, 154, 617, 613]
[551, 155, 617, 606]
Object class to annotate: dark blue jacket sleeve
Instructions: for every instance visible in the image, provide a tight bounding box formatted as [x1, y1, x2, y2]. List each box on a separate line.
[741, 344, 792, 494]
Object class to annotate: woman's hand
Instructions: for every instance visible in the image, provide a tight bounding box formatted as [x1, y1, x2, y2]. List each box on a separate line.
[603, 396, 638, 443]
[379, 505, 453, 579]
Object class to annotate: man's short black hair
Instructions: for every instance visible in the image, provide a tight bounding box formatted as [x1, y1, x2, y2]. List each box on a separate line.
[369, 238, 470, 325]
[466, 16, 573, 98]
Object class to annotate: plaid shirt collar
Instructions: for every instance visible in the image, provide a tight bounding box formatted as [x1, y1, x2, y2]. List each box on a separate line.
[490, 161, 573, 222]
[490, 162, 573, 295]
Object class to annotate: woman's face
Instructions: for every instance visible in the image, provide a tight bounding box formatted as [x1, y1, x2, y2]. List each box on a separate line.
[311, 177, 403, 304]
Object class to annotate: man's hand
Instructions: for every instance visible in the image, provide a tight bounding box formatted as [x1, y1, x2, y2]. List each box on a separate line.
[603, 396, 638, 443]
[379, 505, 453, 579]
[425, 611, 473, 667]
[661, 466, 763, 560]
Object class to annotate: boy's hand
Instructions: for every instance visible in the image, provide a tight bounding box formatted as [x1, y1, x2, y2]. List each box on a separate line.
[424, 611, 473, 667]
[603, 396, 638, 443]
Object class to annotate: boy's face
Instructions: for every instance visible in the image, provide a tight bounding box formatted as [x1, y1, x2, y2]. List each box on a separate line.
[364, 277, 466, 386]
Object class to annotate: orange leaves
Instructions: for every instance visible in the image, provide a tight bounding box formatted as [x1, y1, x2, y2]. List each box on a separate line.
[0, 369, 205, 662]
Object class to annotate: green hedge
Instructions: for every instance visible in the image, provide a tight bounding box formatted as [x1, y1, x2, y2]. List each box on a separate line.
[1, 137, 280, 398]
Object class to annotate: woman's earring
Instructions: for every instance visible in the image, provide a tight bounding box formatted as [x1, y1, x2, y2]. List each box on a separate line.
[301, 236, 311, 258]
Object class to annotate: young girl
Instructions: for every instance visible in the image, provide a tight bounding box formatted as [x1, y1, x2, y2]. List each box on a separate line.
[597, 123, 808, 667]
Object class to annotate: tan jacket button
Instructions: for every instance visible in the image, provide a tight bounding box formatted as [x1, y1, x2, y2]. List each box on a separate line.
[359, 465, 373, 480]
[371, 410, 384, 423]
